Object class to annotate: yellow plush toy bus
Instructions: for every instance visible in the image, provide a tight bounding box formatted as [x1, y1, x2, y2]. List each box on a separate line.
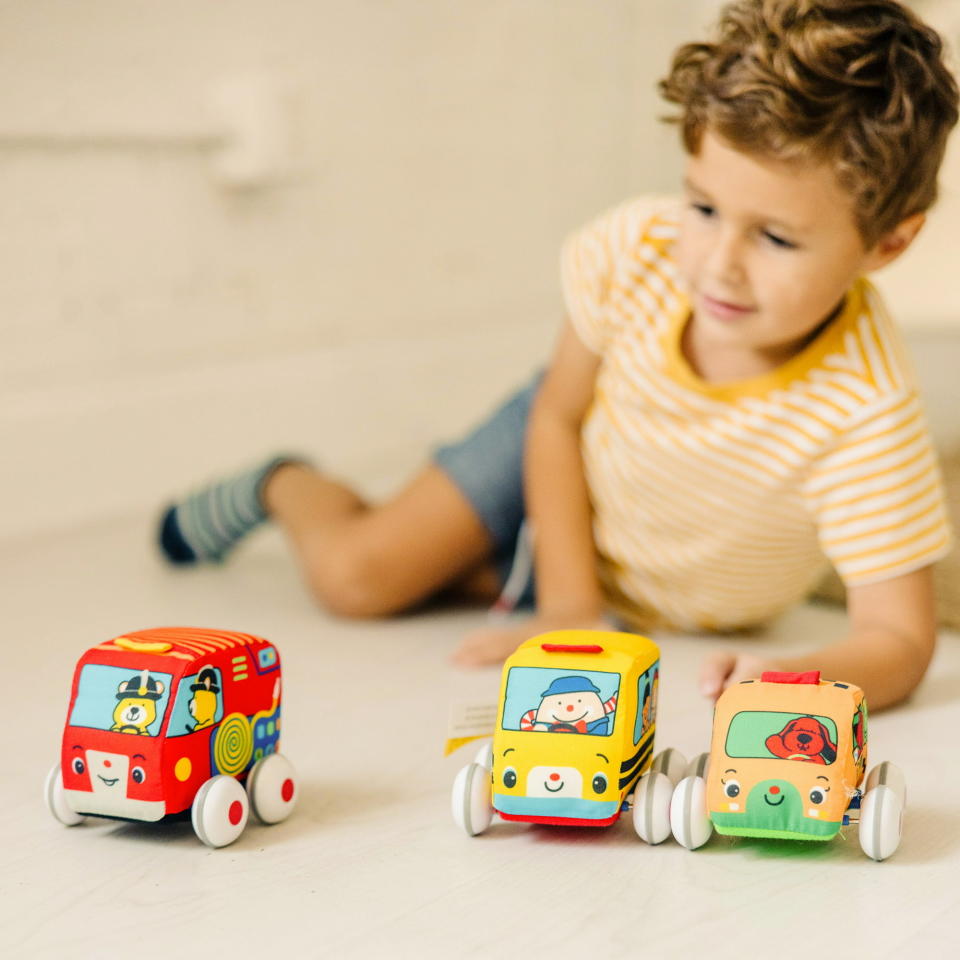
[452, 630, 686, 836]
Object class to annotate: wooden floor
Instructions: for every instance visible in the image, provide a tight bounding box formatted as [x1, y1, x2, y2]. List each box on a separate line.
[3, 515, 958, 959]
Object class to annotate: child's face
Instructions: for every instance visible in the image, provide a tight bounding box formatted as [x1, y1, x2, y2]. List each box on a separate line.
[676, 130, 879, 366]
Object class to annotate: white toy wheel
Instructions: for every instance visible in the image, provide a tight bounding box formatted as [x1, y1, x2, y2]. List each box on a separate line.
[473, 740, 493, 770]
[684, 752, 710, 780]
[632, 771, 674, 844]
[865, 761, 906, 808]
[192, 775, 249, 848]
[247, 753, 297, 825]
[650, 747, 688, 787]
[45, 764, 84, 827]
[859, 784, 903, 861]
[671, 775, 713, 850]
[452, 762, 493, 837]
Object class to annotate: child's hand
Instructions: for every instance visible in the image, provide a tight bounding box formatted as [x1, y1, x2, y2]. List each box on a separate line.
[452, 614, 611, 668]
[699, 650, 781, 701]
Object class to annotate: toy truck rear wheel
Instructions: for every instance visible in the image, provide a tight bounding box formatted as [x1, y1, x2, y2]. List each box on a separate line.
[45, 764, 85, 827]
[452, 762, 493, 837]
[684, 752, 710, 780]
[473, 740, 493, 770]
[247, 753, 298, 825]
[192, 775, 250, 848]
[650, 747, 688, 787]
[865, 761, 906, 807]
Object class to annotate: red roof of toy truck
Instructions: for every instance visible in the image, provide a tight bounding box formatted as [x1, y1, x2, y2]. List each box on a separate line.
[89, 627, 272, 669]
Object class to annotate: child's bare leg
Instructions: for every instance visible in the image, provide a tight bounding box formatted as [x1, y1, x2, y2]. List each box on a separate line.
[263, 461, 498, 617]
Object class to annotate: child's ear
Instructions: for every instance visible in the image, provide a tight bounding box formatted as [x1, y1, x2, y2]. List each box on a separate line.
[864, 212, 926, 271]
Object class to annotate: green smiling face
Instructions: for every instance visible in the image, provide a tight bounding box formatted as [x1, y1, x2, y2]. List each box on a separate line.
[711, 778, 840, 840]
[745, 779, 802, 830]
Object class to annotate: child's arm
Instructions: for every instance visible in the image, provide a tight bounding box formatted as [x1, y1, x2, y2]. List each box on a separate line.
[452, 320, 605, 665]
[699, 566, 938, 710]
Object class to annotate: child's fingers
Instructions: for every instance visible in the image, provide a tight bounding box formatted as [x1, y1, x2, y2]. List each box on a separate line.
[451, 626, 525, 667]
[699, 650, 737, 699]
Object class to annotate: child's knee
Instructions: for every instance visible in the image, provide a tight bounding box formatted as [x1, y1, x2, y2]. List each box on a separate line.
[305, 542, 405, 618]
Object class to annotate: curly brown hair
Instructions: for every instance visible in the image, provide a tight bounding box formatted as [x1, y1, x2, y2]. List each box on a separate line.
[660, 0, 959, 245]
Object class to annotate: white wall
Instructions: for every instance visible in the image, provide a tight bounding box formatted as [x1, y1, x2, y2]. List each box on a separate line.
[2, 0, 957, 543]
[0, 0, 691, 541]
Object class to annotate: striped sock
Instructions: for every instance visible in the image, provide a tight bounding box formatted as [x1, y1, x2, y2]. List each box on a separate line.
[158, 456, 295, 564]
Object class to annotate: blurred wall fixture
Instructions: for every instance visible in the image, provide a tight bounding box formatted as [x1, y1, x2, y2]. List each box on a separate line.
[0, 72, 292, 192]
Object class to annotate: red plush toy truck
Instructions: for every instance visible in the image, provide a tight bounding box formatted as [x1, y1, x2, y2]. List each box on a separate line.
[45, 627, 297, 848]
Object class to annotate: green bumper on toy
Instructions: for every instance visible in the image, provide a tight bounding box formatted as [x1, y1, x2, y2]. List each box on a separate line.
[710, 779, 842, 841]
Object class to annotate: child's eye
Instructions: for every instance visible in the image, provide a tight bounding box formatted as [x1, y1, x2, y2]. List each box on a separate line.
[763, 230, 796, 250]
[691, 202, 715, 218]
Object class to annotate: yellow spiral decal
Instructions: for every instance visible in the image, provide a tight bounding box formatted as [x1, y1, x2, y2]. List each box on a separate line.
[214, 713, 253, 776]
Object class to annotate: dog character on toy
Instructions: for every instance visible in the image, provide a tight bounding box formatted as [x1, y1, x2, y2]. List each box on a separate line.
[111, 670, 165, 735]
[519, 675, 618, 735]
[765, 716, 837, 764]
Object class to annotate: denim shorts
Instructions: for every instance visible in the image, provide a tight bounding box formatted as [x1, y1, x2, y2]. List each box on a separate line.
[433, 372, 543, 607]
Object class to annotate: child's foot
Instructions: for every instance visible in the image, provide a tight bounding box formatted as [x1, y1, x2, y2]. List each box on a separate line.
[158, 455, 296, 564]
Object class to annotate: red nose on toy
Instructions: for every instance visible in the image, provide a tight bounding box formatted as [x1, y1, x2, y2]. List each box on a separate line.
[769, 786, 780, 795]
[550, 773, 560, 781]
[566, 704, 575, 712]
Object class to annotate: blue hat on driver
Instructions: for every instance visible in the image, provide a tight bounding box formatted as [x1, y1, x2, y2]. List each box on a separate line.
[541, 675, 601, 698]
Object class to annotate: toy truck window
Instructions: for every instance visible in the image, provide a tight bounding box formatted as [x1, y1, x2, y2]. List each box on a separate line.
[503, 666, 620, 737]
[725, 711, 839, 765]
[69, 664, 173, 737]
[851, 701, 867, 764]
[167, 666, 225, 737]
[633, 662, 659, 745]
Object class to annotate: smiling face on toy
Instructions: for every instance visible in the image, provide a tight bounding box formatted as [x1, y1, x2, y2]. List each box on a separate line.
[717, 765, 842, 827]
[110, 671, 165, 736]
[534, 677, 608, 734]
[536, 692, 605, 727]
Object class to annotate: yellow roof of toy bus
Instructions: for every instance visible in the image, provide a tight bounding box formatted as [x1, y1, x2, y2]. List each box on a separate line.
[90, 626, 271, 664]
[715, 676, 863, 725]
[507, 629, 659, 674]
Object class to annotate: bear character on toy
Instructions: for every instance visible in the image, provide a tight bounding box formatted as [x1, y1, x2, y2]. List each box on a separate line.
[111, 670, 165, 735]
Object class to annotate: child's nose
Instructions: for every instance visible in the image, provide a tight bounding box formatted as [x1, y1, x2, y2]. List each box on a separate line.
[707, 227, 747, 284]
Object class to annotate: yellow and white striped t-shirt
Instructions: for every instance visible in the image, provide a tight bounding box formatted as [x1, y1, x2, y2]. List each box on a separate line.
[561, 196, 953, 632]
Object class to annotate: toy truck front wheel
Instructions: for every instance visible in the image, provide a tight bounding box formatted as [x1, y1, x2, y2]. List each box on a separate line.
[192, 775, 250, 848]
[633, 748, 688, 844]
[45, 764, 85, 827]
[671, 774, 713, 850]
[452, 762, 493, 837]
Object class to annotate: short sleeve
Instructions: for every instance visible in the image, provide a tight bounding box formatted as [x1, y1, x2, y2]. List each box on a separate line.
[804, 390, 954, 586]
[560, 195, 674, 355]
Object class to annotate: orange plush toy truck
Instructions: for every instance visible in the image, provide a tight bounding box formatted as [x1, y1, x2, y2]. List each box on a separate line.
[633, 671, 904, 861]
[45, 627, 297, 848]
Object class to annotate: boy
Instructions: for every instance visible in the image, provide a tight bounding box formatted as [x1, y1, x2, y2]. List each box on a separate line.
[159, 0, 958, 710]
